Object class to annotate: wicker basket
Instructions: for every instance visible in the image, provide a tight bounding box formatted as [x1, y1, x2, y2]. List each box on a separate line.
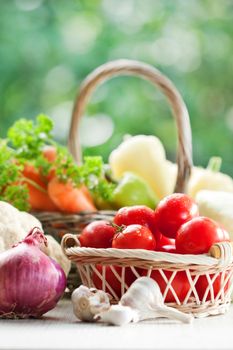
[38, 59, 233, 317]
[62, 235, 233, 318]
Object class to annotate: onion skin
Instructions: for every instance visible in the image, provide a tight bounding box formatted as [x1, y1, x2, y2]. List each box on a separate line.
[0, 228, 66, 318]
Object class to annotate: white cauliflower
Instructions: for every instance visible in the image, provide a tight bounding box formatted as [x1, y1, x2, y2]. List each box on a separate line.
[0, 201, 42, 251]
[0, 201, 71, 275]
[0, 200, 21, 225]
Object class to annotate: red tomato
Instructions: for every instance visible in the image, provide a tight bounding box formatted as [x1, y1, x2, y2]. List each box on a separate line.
[156, 231, 175, 248]
[195, 272, 230, 301]
[79, 220, 116, 248]
[144, 270, 190, 302]
[155, 230, 176, 253]
[92, 265, 136, 298]
[176, 216, 230, 254]
[157, 245, 177, 253]
[114, 206, 156, 234]
[155, 193, 199, 238]
[112, 224, 156, 250]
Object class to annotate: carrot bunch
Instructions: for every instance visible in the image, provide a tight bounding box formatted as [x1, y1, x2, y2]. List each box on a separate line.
[22, 146, 96, 212]
[0, 115, 114, 213]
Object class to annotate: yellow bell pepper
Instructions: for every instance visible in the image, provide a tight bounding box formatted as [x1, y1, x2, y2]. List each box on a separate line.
[109, 135, 173, 199]
[187, 157, 233, 198]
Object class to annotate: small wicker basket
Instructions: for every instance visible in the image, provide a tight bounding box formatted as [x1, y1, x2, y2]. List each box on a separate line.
[62, 235, 233, 318]
[37, 59, 233, 317]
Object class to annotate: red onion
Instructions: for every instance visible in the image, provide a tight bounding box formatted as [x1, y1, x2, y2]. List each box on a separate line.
[0, 227, 66, 318]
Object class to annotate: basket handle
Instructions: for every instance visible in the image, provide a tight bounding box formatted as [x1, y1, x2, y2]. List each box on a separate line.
[61, 233, 80, 255]
[68, 59, 193, 193]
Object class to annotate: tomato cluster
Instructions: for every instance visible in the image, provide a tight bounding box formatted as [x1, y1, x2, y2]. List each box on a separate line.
[79, 193, 230, 301]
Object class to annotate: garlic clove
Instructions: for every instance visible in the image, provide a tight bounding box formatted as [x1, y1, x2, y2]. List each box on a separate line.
[95, 304, 139, 326]
[89, 292, 111, 315]
[72, 295, 94, 322]
[120, 277, 163, 311]
[71, 285, 111, 322]
[71, 286, 93, 322]
[120, 277, 193, 324]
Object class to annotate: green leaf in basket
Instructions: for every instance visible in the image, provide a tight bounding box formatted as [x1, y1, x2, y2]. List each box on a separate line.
[0, 140, 29, 211]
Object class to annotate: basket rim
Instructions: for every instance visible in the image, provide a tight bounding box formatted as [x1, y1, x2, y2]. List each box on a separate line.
[62, 235, 233, 268]
[64, 246, 219, 266]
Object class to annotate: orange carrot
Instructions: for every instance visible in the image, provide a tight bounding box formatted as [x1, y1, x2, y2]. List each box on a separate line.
[26, 181, 59, 211]
[42, 145, 57, 163]
[81, 184, 95, 203]
[48, 177, 97, 213]
[23, 164, 47, 187]
[42, 146, 57, 181]
[22, 164, 59, 211]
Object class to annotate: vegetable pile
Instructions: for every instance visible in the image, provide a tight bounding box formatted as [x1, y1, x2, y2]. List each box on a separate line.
[0, 115, 232, 319]
[1, 117, 233, 218]
[0, 115, 114, 212]
[79, 193, 231, 301]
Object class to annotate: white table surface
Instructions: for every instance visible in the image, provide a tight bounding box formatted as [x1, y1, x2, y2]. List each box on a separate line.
[0, 299, 233, 350]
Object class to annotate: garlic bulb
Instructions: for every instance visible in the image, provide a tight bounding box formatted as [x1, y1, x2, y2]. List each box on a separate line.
[71, 285, 111, 322]
[95, 304, 138, 326]
[72, 279, 193, 326]
[120, 277, 193, 324]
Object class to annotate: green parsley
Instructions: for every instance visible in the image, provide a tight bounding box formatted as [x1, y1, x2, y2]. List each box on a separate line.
[0, 140, 29, 211]
[7, 114, 53, 160]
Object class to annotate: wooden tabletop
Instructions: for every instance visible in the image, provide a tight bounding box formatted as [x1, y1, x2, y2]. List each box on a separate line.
[0, 299, 232, 350]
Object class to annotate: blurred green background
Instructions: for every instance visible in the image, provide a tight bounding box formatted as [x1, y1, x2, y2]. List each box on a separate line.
[0, 0, 233, 175]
